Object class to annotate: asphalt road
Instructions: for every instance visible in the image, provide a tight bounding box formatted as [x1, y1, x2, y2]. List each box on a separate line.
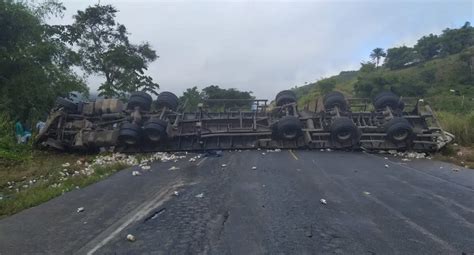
[0, 150, 473, 254]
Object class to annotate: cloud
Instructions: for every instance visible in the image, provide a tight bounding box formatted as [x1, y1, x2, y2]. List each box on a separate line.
[53, 0, 473, 99]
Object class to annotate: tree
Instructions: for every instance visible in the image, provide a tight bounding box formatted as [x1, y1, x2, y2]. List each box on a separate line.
[0, 0, 86, 122]
[70, 5, 159, 98]
[179, 87, 202, 111]
[318, 78, 336, 95]
[384, 46, 418, 70]
[370, 48, 386, 67]
[439, 22, 474, 56]
[415, 34, 441, 61]
[201, 85, 254, 110]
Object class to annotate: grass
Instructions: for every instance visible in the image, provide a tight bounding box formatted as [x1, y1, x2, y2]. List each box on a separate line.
[0, 151, 132, 218]
[436, 111, 474, 146]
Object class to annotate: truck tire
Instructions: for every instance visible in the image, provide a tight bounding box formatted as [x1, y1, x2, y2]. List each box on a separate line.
[374, 91, 404, 111]
[330, 117, 359, 144]
[156, 91, 179, 111]
[277, 116, 302, 140]
[127, 91, 152, 111]
[143, 118, 168, 142]
[385, 117, 413, 143]
[118, 122, 141, 145]
[275, 90, 297, 107]
[323, 91, 348, 111]
[56, 97, 77, 113]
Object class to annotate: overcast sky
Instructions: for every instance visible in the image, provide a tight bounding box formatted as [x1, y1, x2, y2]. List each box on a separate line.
[51, 0, 473, 99]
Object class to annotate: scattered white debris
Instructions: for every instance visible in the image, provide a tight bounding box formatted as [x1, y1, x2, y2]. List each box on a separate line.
[266, 149, 281, 153]
[320, 199, 327, 205]
[132, 171, 141, 176]
[384, 164, 389, 168]
[195, 193, 204, 198]
[141, 165, 151, 170]
[326, 148, 332, 152]
[401, 158, 411, 162]
[189, 157, 197, 162]
[126, 234, 136, 242]
[221, 164, 227, 167]
[363, 191, 371, 195]
[173, 191, 179, 196]
[77, 207, 84, 213]
[320, 149, 325, 152]
[261, 152, 266, 156]
[168, 166, 180, 171]
[251, 166, 257, 170]
[384, 157, 388, 160]
[61, 162, 70, 167]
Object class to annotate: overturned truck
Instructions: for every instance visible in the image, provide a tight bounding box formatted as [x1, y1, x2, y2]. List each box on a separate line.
[36, 90, 453, 153]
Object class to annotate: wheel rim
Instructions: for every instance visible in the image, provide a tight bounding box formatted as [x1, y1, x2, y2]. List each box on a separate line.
[283, 129, 297, 139]
[146, 129, 162, 142]
[337, 130, 352, 141]
[121, 135, 137, 145]
[393, 129, 409, 141]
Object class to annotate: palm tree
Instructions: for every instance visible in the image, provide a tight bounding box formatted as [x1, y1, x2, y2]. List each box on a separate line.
[370, 48, 386, 67]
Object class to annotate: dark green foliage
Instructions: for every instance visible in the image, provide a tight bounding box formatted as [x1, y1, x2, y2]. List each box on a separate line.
[202, 85, 254, 110]
[384, 46, 419, 70]
[439, 22, 474, 56]
[179, 87, 202, 111]
[415, 34, 441, 61]
[0, 0, 87, 122]
[178, 85, 254, 111]
[318, 78, 336, 95]
[70, 5, 159, 98]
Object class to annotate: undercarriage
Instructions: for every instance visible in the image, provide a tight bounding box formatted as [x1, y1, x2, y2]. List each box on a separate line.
[36, 90, 453, 153]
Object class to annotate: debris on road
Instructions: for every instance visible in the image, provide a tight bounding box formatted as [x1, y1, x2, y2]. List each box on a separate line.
[266, 149, 281, 152]
[320, 199, 327, 205]
[261, 152, 266, 156]
[384, 164, 389, 168]
[221, 164, 227, 167]
[384, 157, 388, 160]
[388, 151, 427, 159]
[168, 166, 180, 171]
[363, 191, 371, 195]
[141, 165, 151, 170]
[251, 166, 257, 170]
[173, 191, 179, 196]
[195, 193, 204, 198]
[126, 234, 136, 242]
[401, 158, 411, 162]
[76, 207, 84, 213]
[132, 171, 141, 176]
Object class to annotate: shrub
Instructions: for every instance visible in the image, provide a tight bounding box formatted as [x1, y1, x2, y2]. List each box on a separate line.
[437, 111, 474, 145]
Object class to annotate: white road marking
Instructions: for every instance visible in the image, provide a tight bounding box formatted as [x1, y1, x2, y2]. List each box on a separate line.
[196, 157, 207, 166]
[76, 182, 183, 255]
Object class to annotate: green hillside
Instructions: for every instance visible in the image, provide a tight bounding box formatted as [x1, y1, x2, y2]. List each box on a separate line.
[292, 23, 474, 145]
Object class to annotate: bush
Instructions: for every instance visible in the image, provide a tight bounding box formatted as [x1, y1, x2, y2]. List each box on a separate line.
[437, 111, 474, 145]
[0, 113, 31, 164]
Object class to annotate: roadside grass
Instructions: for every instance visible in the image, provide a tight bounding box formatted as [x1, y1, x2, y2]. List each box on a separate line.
[437, 145, 474, 169]
[0, 151, 132, 218]
[437, 111, 474, 146]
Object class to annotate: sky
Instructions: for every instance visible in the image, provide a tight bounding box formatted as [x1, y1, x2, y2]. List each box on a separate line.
[50, 0, 473, 100]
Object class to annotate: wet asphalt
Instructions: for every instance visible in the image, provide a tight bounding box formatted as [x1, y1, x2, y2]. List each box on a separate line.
[0, 150, 473, 254]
